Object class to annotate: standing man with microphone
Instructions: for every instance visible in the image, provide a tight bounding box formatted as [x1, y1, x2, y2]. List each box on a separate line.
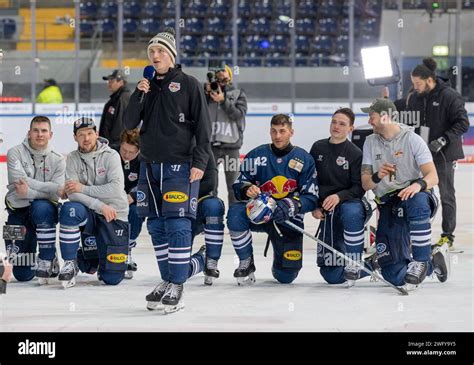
[124, 28, 211, 314]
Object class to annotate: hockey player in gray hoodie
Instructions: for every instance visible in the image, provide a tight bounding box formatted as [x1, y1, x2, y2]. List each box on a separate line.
[58, 117, 129, 288]
[5, 116, 65, 283]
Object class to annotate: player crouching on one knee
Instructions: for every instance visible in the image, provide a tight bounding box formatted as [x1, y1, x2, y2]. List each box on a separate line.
[227, 114, 318, 285]
[4, 116, 65, 284]
[58, 117, 129, 288]
[309, 108, 373, 287]
[360, 99, 448, 290]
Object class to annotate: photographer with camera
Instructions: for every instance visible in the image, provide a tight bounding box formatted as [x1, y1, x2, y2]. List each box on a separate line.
[205, 64, 247, 206]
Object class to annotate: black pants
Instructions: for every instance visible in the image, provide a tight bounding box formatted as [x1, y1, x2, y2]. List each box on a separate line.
[434, 157, 457, 237]
[212, 146, 240, 206]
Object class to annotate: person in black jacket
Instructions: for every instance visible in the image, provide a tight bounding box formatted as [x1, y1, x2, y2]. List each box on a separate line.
[309, 108, 371, 286]
[99, 69, 131, 149]
[408, 58, 470, 251]
[116, 129, 143, 279]
[124, 28, 211, 313]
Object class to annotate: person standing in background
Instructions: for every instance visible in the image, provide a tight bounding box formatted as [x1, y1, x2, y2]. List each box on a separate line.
[99, 69, 131, 149]
[206, 64, 247, 207]
[408, 58, 469, 251]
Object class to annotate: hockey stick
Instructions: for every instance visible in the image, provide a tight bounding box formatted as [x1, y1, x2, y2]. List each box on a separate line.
[284, 220, 408, 296]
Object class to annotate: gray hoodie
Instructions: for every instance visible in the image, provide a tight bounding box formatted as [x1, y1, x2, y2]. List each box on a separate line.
[6, 139, 66, 209]
[66, 137, 128, 222]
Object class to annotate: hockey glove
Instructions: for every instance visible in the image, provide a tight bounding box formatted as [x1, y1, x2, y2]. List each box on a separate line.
[428, 136, 447, 154]
[273, 197, 300, 223]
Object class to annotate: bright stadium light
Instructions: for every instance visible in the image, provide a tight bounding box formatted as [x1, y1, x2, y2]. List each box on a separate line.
[361, 45, 400, 86]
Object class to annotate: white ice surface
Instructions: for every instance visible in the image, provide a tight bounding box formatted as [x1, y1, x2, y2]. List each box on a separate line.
[0, 165, 472, 332]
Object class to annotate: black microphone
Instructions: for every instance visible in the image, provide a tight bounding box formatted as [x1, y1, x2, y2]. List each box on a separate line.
[140, 65, 156, 103]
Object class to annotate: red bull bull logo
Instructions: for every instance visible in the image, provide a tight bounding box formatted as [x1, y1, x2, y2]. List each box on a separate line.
[259, 176, 297, 199]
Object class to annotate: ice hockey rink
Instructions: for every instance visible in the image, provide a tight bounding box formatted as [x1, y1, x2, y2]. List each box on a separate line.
[0, 164, 472, 332]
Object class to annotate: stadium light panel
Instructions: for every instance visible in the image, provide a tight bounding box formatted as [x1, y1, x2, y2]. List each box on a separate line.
[361, 45, 400, 86]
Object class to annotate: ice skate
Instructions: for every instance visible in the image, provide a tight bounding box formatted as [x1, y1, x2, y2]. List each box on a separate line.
[344, 262, 361, 287]
[432, 242, 449, 283]
[161, 283, 184, 314]
[58, 259, 79, 289]
[404, 260, 428, 285]
[36, 256, 59, 285]
[145, 281, 169, 311]
[233, 255, 256, 286]
[124, 249, 137, 279]
[204, 257, 220, 286]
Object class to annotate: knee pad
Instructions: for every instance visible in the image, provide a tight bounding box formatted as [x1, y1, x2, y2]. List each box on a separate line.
[226, 203, 249, 231]
[319, 266, 345, 284]
[99, 270, 124, 285]
[13, 266, 35, 282]
[59, 202, 85, 226]
[30, 201, 57, 225]
[272, 267, 299, 284]
[166, 218, 191, 244]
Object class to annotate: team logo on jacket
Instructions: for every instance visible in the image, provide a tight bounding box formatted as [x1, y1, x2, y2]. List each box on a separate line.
[190, 197, 197, 211]
[107, 253, 127, 264]
[169, 82, 181, 93]
[163, 191, 188, 203]
[84, 236, 97, 247]
[288, 158, 304, 172]
[394, 150, 403, 158]
[376, 243, 387, 254]
[41, 166, 51, 174]
[108, 106, 115, 115]
[97, 167, 106, 177]
[128, 172, 138, 181]
[136, 191, 146, 202]
[259, 176, 297, 199]
[336, 156, 346, 166]
[283, 250, 302, 261]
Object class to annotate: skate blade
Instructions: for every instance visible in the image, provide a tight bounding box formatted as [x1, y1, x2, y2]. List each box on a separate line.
[346, 279, 356, 288]
[163, 302, 185, 314]
[146, 302, 165, 311]
[124, 270, 134, 280]
[38, 277, 49, 285]
[204, 276, 214, 286]
[61, 278, 76, 289]
[236, 273, 256, 286]
[403, 283, 420, 291]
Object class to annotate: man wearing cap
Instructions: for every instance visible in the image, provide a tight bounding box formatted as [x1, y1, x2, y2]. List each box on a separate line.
[4, 115, 65, 283]
[206, 64, 248, 207]
[360, 98, 448, 289]
[99, 69, 131, 149]
[57, 117, 129, 288]
[124, 27, 211, 313]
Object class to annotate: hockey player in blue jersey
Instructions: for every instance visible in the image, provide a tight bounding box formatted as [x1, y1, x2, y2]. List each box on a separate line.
[309, 108, 372, 286]
[228, 114, 318, 285]
[360, 99, 448, 290]
[146, 155, 225, 310]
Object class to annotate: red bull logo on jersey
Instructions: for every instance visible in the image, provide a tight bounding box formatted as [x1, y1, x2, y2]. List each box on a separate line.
[107, 253, 127, 264]
[163, 191, 189, 203]
[259, 176, 297, 199]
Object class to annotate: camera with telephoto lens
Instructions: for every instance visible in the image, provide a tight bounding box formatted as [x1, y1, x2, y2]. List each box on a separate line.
[206, 72, 220, 92]
[205, 60, 225, 93]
